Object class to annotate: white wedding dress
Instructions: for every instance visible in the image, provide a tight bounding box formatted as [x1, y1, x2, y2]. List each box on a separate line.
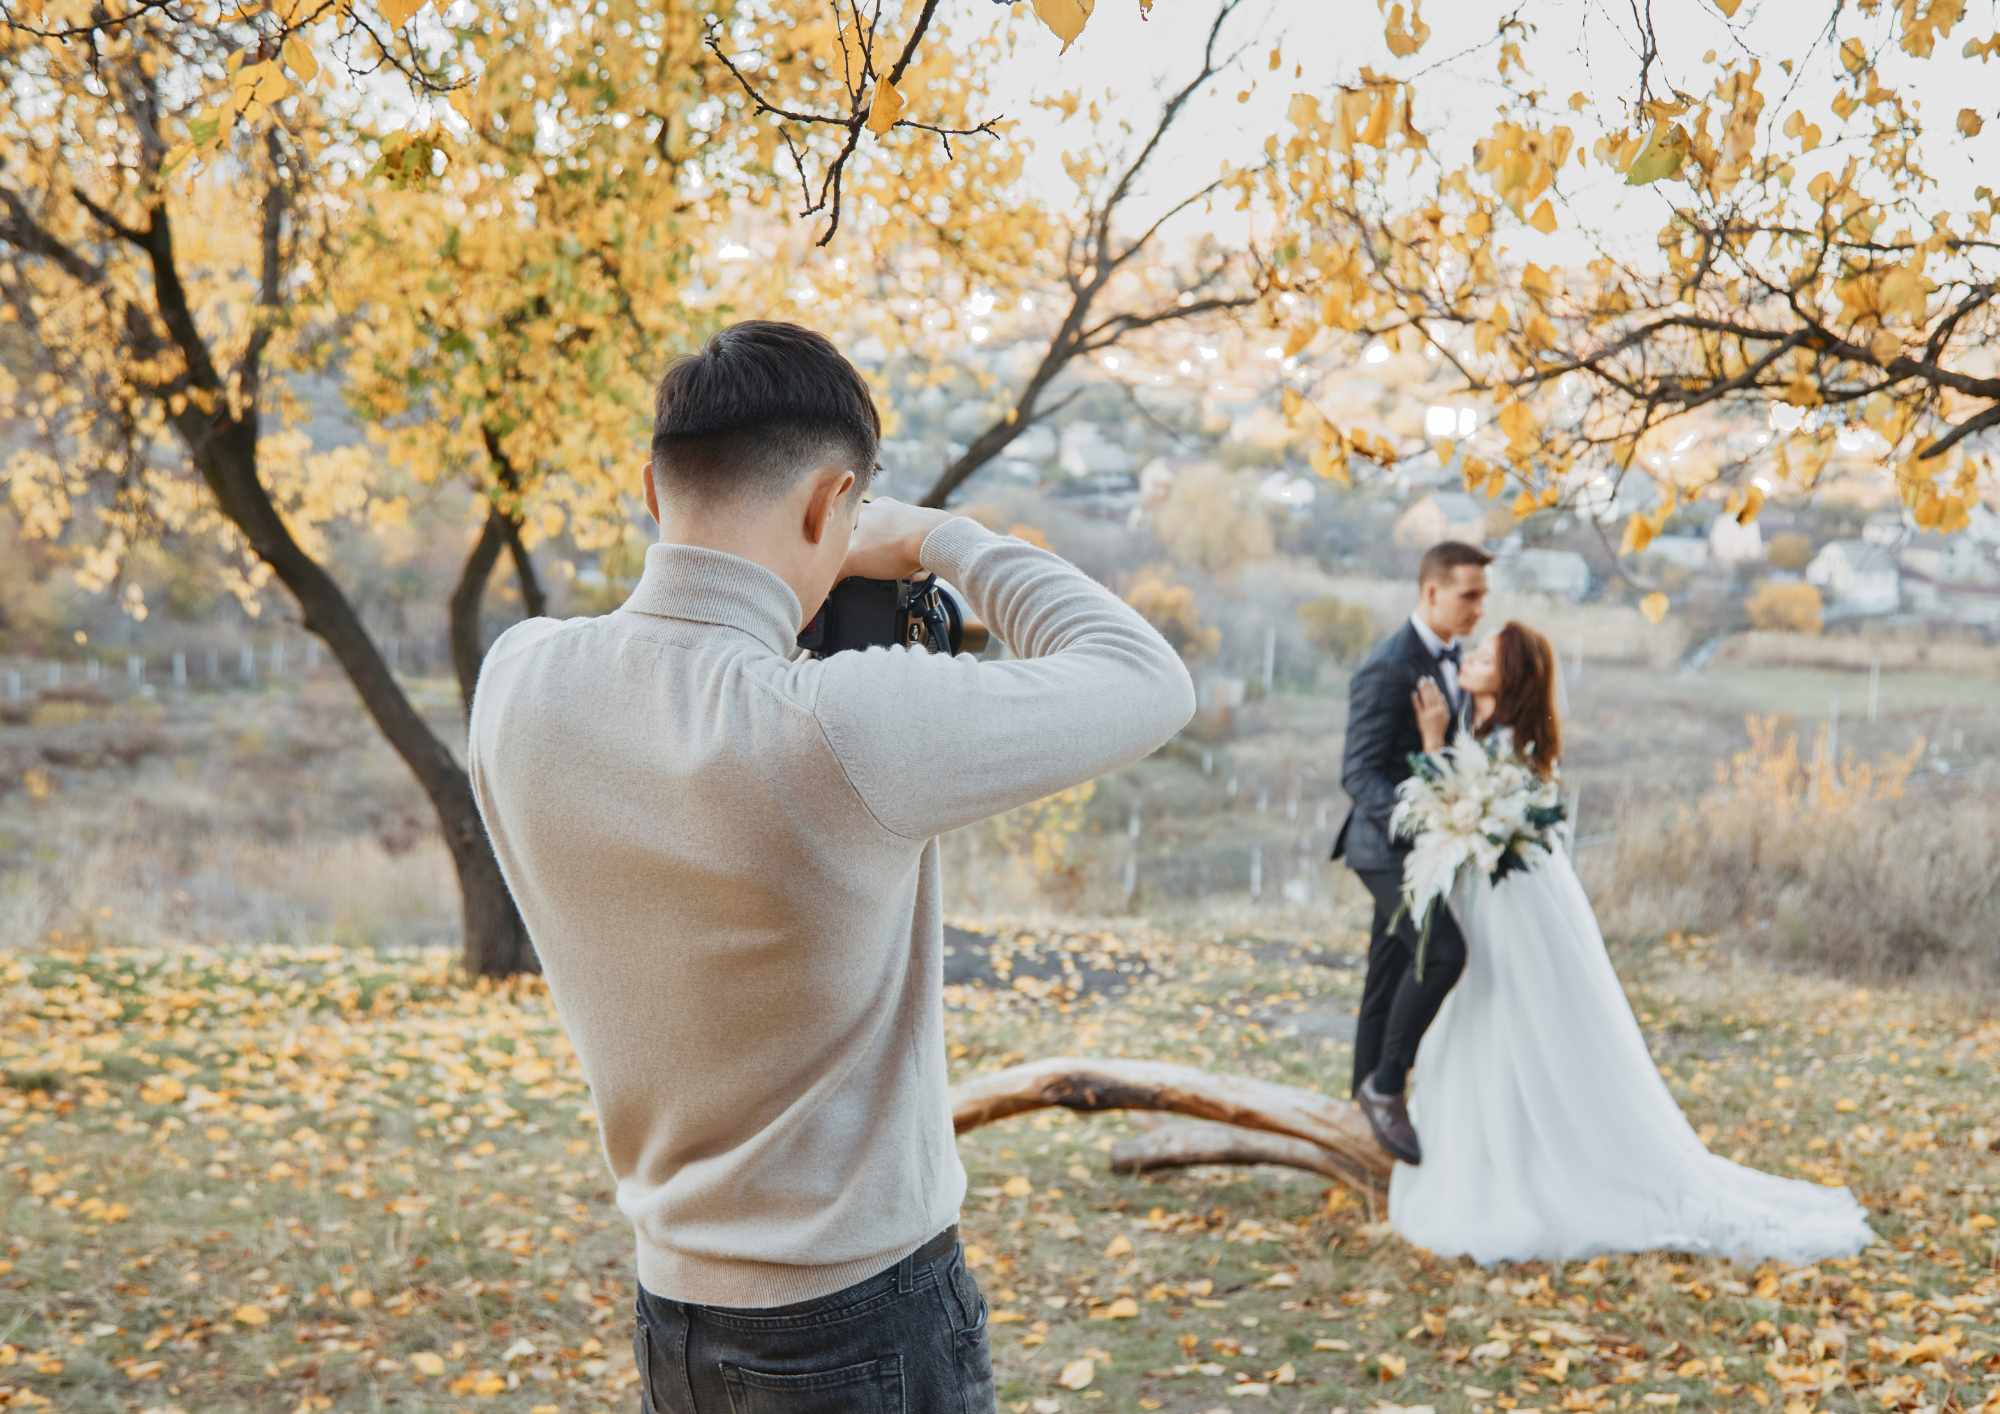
[1388, 843, 1874, 1265]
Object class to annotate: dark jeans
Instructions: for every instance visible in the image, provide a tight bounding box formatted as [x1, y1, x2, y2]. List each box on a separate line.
[1352, 867, 1467, 1096]
[633, 1227, 995, 1414]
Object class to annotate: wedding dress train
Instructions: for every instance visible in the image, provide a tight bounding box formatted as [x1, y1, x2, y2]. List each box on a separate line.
[1388, 846, 1874, 1265]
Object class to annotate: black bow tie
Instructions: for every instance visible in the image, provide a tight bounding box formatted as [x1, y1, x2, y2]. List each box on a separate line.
[1436, 643, 1461, 667]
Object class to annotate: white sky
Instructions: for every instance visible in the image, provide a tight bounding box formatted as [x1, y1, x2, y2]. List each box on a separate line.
[977, 0, 2000, 263]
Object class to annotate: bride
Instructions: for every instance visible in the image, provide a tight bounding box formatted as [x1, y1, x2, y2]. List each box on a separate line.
[1387, 620, 1873, 1265]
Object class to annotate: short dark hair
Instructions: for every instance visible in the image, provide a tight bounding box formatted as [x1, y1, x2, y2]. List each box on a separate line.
[650, 321, 880, 505]
[1417, 540, 1494, 586]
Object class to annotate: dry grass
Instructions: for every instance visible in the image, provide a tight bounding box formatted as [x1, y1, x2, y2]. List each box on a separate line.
[1713, 631, 2000, 678]
[5, 926, 1998, 1414]
[1584, 717, 2000, 991]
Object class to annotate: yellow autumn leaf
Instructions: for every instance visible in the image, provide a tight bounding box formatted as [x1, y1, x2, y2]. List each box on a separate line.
[865, 79, 905, 137]
[233, 1303, 270, 1325]
[1382, 1, 1430, 57]
[1001, 1175, 1033, 1197]
[379, 0, 428, 27]
[281, 37, 318, 83]
[1625, 122, 1690, 185]
[1640, 592, 1670, 625]
[1711, 0, 1744, 13]
[1058, 1356, 1096, 1389]
[1958, 108, 1985, 136]
[411, 1352, 447, 1376]
[1511, 490, 1539, 520]
[1620, 513, 1659, 556]
[1031, 0, 1094, 53]
[1527, 199, 1558, 234]
[1104, 1296, 1141, 1317]
[1377, 1351, 1407, 1378]
[1735, 483, 1766, 525]
[1103, 1234, 1132, 1258]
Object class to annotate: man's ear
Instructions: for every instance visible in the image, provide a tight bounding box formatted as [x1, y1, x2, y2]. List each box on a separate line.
[802, 468, 857, 545]
[641, 461, 660, 526]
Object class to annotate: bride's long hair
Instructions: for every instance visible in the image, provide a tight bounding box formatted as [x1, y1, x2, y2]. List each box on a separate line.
[1476, 621, 1562, 777]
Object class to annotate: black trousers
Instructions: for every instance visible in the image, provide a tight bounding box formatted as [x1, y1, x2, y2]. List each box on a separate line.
[1352, 868, 1467, 1096]
[634, 1226, 995, 1414]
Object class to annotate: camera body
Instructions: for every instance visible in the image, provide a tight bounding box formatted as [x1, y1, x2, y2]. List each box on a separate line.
[798, 576, 988, 659]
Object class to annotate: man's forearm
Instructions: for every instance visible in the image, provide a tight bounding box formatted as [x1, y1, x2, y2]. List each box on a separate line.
[813, 518, 1195, 842]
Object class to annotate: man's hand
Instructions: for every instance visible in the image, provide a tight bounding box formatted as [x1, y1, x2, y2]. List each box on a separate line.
[840, 498, 955, 582]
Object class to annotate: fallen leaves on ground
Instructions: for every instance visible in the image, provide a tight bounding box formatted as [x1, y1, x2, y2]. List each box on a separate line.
[1, 926, 1996, 1413]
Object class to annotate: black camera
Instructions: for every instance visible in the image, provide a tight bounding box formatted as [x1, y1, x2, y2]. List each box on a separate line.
[797, 576, 989, 658]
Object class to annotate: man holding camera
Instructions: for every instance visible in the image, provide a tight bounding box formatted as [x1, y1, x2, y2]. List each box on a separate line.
[469, 321, 1195, 1412]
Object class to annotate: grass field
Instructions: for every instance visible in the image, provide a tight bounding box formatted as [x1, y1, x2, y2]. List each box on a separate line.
[5, 923, 1996, 1414]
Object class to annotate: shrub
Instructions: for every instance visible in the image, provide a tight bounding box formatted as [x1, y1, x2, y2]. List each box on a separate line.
[1151, 464, 1274, 576]
[1124, 567, 1220, 661]
[1583, 716, 2000, 989]
[1745, 579, 1823, 634]
[1297, 595, 1375, 666]
[1767, 531, 1814, 572]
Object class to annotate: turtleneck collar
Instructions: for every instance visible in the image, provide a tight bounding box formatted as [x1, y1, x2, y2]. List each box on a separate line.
[621, 543, 804, 657]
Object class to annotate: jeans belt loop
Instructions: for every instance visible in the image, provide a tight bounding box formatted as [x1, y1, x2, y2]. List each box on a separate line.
[897, 1248, 916, 1295]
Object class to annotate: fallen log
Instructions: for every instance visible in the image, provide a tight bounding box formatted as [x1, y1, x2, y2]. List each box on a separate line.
[1110, 1120, 1365, 1184]
[949, 1057, 1390, 1196]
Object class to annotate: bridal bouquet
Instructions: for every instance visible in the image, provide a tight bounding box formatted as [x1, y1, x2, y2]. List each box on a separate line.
[1390, 736, 1566, 977]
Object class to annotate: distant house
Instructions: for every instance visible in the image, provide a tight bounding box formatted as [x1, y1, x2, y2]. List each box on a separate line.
[1862, 509, 1908, 547]
[1806, 539, 1901, 614]
[1710, 514, 1765, 564]
[1645, 535, 1710, 571]
[1058, 423, 1132, 478]
[1495, 548, 1592, 601]
[1046, 472, 1142, 521]
[1393, 491, 1490, 549]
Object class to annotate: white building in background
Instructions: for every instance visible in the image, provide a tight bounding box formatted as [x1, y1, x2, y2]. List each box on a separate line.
[1394, 491, 1490, 548]
[1807, 539, 1902, 615]
[1710, 514, 1765, 564]
[1645, 535, 1710, 571]
[1494, 548, 1592, 601]
[1058, 424, 1132, 477]
[1256, 470, 1317, 514]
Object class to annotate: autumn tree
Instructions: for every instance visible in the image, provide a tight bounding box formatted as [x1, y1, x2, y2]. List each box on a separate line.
[1243, 2, 2000, 615]
[901, 0, 1266, 509]
[0, 11, 570, 971]
[336, 0, 810, 713]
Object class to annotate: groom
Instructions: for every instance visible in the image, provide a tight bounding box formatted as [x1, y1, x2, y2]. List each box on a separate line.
[1333, 540, 1491, 1165]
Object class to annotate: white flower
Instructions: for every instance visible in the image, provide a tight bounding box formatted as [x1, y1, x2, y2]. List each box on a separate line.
[1392, 736, 1566, 929]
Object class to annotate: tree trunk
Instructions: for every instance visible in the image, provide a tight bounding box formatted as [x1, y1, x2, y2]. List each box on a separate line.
[451, 506, 509, 715]
[918, 360, 1074, 509]
[176, 422, 539, 977]
[949, 1057, 1393, 1197]
[1110, 1119, 1376, 1188]
[500, 512, 547, 619]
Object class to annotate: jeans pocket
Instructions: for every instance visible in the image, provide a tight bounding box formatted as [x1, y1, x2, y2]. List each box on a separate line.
[720, 1353, 904, 1414]
[634, 1319, 658, 1414]
[948, 1259, 996, 1413]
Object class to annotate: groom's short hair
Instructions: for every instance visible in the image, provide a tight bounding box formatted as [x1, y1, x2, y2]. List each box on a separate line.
[650, 321, 880, 506]
[1418, 541, 1493, 586]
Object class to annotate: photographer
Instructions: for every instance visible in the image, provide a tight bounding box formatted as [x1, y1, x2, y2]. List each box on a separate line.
[468, 321, 1194, 1411]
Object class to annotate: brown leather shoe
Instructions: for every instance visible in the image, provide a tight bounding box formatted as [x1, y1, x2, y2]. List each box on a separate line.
[1357, 1072, 1422, 1165]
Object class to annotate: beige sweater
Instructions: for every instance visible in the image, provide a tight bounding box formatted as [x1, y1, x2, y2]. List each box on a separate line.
[468, 517, 1194, 1306]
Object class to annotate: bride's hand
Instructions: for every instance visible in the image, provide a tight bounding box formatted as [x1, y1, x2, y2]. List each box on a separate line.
[1412, 678, 1451, 752]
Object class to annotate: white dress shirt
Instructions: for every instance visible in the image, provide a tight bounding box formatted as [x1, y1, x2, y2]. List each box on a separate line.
[1409, 611, 1461, 710]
